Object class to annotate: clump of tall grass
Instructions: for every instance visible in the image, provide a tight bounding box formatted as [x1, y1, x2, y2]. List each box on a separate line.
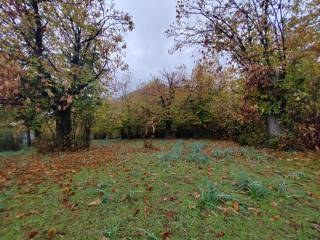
[237, 173, 270, 199]
[241, 147, 273, 161]
[187, 152, 209, 164]
[199, 183, 234, 207]
[161, 142, 183, 161]
[211, 146, 273, 162]
[187, 142, 209, 164]
[211, 147, 243, 158]
[289, 171, 307, 180]
[189, 142, 207, 153]
[278, 180, 287, 195]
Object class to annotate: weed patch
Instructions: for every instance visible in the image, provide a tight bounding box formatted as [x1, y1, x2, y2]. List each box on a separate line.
[198, 183, 234, 208]
[160, 142, 183, 161]
[189, 142, 207, 153]
[186, 142, 209, 164]
[211, 147, 272, 162]
[187, 152, 209, 164]
[237, 173, 270, 199]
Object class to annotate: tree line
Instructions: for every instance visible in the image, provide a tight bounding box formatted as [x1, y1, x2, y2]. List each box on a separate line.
[95, 0, 319, 150]
[0, 0, 319, 151]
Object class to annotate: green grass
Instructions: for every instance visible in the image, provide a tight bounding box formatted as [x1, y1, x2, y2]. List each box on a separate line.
[0, 139, 319, 239]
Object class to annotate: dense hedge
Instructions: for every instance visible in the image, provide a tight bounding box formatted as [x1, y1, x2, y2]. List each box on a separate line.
[0, 128, 23, 151]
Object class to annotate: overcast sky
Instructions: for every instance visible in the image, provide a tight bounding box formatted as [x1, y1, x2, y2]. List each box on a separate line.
[116, 0, 196, 89]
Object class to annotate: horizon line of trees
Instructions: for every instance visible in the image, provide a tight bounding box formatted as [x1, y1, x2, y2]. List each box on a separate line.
[0, 0, 319, 152]
[94, 0, 319, 150]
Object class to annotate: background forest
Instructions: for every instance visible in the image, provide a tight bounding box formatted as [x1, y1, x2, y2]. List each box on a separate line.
[0, 0, 319, 151]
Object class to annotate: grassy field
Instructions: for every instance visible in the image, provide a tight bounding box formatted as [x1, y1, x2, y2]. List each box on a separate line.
[0, 140, 319, 240]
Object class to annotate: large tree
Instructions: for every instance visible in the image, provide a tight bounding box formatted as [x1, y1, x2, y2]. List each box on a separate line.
[151, 68, 187, 137]
[167, 0, 318, 136]
[0, 0, 133, 149]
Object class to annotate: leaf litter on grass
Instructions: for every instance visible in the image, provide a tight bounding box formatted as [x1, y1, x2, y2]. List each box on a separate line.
[0, 139, 320, 239]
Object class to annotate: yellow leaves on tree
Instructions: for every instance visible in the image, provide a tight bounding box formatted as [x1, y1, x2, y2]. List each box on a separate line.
[0, 53, 20, 97]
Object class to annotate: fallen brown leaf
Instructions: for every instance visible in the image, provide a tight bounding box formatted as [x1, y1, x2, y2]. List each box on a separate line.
[271, 201, 278, 208]
[188, 204, 196, 210]
[16, 210, 40, 219]
[48, 227, 57, 239]
[88, 199, 102, 206]
[28, 230, 38, 239]
[165, 210, 177, 221]
[312, 223, 320, 231]
[271, 215, 281, 221]
[232, 201, 239, 211]
[144, 207, 150, 218]
[100, 237, 110, 240]
[162, 230, 170, 239]
[146, 185, 153, 191]
[144, 198, 152, 207]
[201, 210, 210, 217]
[194, 192, 201, 200]
[248, 207, 262, 216]
[216, 231, 225, 238]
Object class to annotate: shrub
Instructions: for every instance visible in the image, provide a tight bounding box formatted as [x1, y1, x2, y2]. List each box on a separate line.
[237, 124, 269, 147]
[143, 138, 153, 149]
[93, 133, 107, 140]
[0, 128, 23, 151]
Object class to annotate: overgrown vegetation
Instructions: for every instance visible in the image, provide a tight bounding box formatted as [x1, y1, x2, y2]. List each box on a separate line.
[0, 0, 319, 152]
[89, 0, 320, 151]
[237, 173, 270, 199]
[0, 128, 22, 151]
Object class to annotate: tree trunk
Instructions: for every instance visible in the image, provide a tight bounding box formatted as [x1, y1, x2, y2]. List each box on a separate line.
[34, 129, 41, 138]
[26, 127, 32, 147]
[267, 114, 282, 136]
[84, 120, 91, 150]
[165, 120, 172, 138]
[56, 106, 72, 149]
[128, 126, 132, 139]
[121, 128, 125, 139]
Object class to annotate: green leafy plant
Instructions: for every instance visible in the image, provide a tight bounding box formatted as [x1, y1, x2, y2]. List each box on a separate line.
[189, 142, 207, 153]
[211, 147, 244, 159]
[161, 142, 183, 161]
[241, 147, 273, 161]
[237, 173, 270, 199]
[187, 152, 209, 164]
[278, 180, 287, 195]
[199, 183, 234, 207]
